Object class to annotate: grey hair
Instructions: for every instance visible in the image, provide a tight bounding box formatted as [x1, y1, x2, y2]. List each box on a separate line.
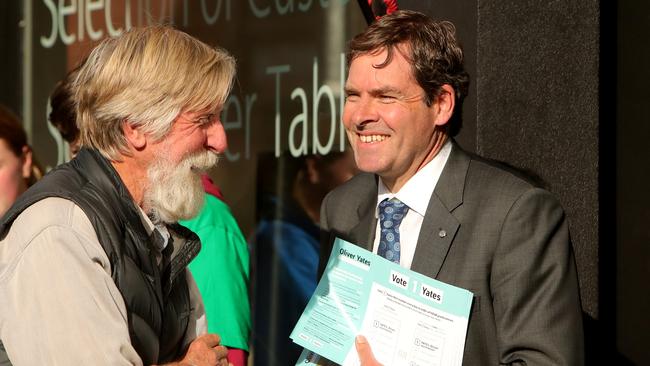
[74, 25, 236, 160]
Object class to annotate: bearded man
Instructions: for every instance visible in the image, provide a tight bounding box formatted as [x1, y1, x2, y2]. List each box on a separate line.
[0, 26, 235, 366]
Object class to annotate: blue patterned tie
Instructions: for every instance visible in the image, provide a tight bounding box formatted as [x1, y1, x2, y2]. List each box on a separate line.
[378, 198, 409, 264]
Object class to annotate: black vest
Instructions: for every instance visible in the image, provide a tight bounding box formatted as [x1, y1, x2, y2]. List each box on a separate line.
[0, 148, 201, 364]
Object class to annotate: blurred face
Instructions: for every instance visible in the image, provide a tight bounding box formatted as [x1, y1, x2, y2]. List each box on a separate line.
[0, 139, 31, 216]
[343, 46, 449, 192]
[144, 109, 226, 223]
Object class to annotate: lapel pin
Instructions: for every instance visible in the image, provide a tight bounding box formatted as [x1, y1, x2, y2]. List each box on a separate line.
[438, 229, 447, 238]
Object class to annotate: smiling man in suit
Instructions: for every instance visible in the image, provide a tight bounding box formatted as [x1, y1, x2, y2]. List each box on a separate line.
[319, 10, 584, 365]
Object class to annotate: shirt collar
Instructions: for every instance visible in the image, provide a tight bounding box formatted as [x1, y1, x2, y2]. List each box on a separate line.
[376, 140, 452, 217]
[138, 206, 171, 252]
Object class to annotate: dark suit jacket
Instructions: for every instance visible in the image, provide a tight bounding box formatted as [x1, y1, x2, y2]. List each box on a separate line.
[320, 142, 584, 365]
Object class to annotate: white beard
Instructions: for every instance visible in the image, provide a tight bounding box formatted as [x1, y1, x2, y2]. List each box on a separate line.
[144, 149, 218, 224]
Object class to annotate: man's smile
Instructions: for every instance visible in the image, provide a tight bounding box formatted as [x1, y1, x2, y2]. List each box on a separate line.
[358, 134, 389, 143]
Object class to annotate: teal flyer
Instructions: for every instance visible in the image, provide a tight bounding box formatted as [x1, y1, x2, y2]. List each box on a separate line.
[290, 238, 474, 366]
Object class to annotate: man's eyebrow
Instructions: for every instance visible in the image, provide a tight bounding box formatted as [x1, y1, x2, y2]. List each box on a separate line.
[344, 86, 358, 95]
[369, 86, 404, 97]
[343, 86, 404, 96]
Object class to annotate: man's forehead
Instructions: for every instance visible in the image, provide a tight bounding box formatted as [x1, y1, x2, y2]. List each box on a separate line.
[347, 50, 415, 86]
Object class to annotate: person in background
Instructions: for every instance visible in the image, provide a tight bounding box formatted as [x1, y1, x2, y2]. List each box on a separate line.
[251, 150, 357, 366]
[320, 10, 584, 365]
[0, 105, 42, 217]
[48, 59, 251, 366]
[0, 26, 236, 365]
[179, 177, 252, 366]
[48, 66, 82, 158]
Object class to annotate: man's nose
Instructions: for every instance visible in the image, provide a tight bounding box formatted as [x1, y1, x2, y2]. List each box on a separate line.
[206, 121, 228, 154]
[350, 98, 379, 126]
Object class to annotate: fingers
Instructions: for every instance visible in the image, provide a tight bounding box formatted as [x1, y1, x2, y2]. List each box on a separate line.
[181, 333, 228, 366]
[213, 345, 228, 364]
[355, 335, 381, 366]
[195, 333, 222, 348]
[207, 343, 228, 366]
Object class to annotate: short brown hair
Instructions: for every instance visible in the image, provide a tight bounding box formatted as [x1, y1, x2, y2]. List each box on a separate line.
[347, 10, 469, 136]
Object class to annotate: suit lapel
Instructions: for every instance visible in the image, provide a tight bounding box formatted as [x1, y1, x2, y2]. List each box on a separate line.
[411, 142, 470, 278]
[349, 176, 378, 252]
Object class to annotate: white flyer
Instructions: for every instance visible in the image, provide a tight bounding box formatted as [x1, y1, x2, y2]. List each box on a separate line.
[291, 238, 473, 366]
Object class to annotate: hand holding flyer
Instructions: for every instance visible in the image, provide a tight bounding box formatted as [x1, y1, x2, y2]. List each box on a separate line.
[291, 238, 473, 366]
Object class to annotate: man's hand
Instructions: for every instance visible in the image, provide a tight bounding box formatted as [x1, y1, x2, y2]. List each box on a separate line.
[175, 333, 230, 366]
[355, 335, 382, 366]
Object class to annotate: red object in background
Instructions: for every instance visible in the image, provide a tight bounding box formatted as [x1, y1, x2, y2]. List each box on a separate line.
[201, 174, 225, 200]
[227, 349, 247, 366]
[367, 0, 399, 20]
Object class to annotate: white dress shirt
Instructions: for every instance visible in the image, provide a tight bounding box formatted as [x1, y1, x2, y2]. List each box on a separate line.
[373, 141, 452, 269]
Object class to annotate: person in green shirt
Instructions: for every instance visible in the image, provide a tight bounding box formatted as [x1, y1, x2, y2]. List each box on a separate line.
[180, 175, 251, 366]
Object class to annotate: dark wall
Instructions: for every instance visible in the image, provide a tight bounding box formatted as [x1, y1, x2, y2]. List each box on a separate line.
[0, 2, 21, 113]
[617, 1, 650, 364]
[476, 0, 601, 319]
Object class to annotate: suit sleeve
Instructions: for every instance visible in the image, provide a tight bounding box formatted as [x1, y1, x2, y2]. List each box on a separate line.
[318, 191, 334, 279]
[491, 188, 584, 365]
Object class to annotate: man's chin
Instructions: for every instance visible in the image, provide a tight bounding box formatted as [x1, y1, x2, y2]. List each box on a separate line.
[148, 195, 204, 224]
[144, 176, 205, 224]
[145, 151, 214, 224]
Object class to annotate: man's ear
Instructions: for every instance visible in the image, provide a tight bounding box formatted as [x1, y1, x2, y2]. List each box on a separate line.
[122, 121, 147, 150]
[20, 145, 33, 180]
[432, 84, 456, 127]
